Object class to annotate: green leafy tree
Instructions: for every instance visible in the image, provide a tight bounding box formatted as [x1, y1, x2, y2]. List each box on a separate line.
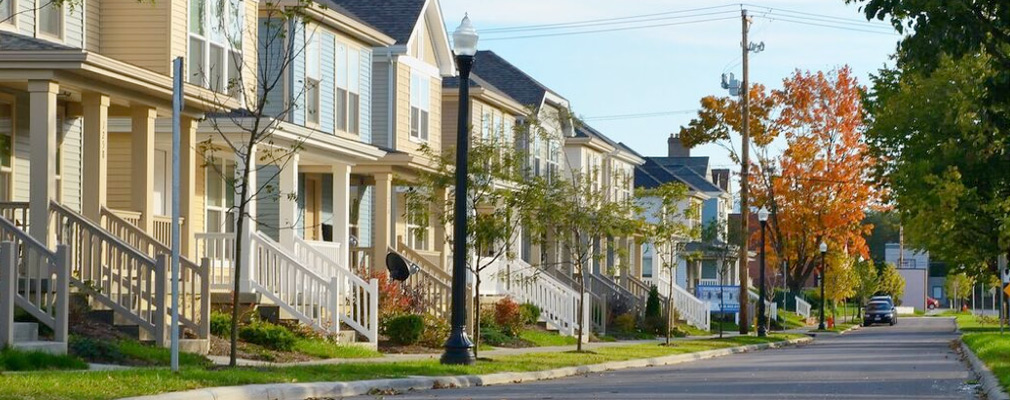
[946, 272, 975, 310]
[852, 257, 879, 317]
[637, 182, 698, 344]
[877, 263, 906, 302]
[406, 117, 544, 357]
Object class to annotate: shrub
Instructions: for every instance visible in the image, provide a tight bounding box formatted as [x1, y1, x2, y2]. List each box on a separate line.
[669, 326, 690, 338]
[210, 311, 232, 338]
[478, 305, 498, 330]
[68, 335, 124, 364]
[373, 271, 423, 321]
[479, 325, 511, 347]
[238, 320, 297, 351]
[385, 314, 424, 345]
[644, 285, 665, 334]
[613, 313, 637, 333]
[494, 297, 524, 337]
[519, 303, 541, 325]
[418, 313, 449, 348]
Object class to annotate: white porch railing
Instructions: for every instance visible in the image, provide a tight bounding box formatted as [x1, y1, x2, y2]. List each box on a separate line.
[796, 296, 812, 319]
[698, 278, 719, 286]
[671, 282, 710, 330]
[195, 232, 237, 290]
[51, 202, 170, 346]
[394, 239, 474, 330]
[292, 235, 377, 346]
[100, 207, 209, 340]
[152, 215, 182, 247]
[545, 268, 607, 334]
[250, 232, 377, 347]
[748, 289, 778, 322]
[0, 217, 69, 352]
[498, 260, 589, 341]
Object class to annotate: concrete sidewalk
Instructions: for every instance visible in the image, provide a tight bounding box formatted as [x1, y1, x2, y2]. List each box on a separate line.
[206, 333, 748, 367]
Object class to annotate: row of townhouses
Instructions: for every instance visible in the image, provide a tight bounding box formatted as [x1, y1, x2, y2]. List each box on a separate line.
[0, 0, 740, 354]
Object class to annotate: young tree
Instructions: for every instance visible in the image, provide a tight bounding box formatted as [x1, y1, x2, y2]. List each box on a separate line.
[877, 263, 906, 303]
[852, 257, 879, 318]
[946, 272, 975, 310]
[824, 252, 856, 323]
[680, 67, 878, 295]
[197, 2, 314, 367]
[406, 120, 543, 356]
[637, 182, 698, 345]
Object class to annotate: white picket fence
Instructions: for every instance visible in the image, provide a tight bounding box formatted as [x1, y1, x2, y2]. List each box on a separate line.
[493, 260, 590, 341]
[796, 296, 812, 319]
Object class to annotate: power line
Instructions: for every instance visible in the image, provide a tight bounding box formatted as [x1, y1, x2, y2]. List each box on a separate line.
[742, 3, 892, 28]
[481, 16, 740, 41]
[480, 4, 741, 33]
[753, 15, 898, 36]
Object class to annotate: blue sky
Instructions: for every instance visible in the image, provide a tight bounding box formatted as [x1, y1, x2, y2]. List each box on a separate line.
[439, 0, 900, 184]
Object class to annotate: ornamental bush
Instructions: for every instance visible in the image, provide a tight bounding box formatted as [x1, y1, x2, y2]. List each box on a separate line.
[519, 303, 541, 325]
[494, 297, 524, 337]
[238, 320, 297, 351]
[385, 314, 424, 345]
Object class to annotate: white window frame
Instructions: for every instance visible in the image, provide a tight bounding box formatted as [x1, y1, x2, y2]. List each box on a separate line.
[305, 32, 321, 126]
[37, 0, 62, 39]
[188, 0, 244, 95]
[409, 72, 430, 142]
[0, 100, 12, 202]
[205, 157, 236, 233]
[0, 0, 16, 27]
[335, 42, 361, 135]
[546, 139, 559, 182]
[403, 192, 429, 251]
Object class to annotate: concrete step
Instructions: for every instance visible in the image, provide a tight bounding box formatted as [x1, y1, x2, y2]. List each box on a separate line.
[87, 309, 115, 325]
[12, 340, 67, 355]
[13, 322, 38, 342]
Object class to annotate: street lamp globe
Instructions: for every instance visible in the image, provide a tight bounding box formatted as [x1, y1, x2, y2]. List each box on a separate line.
[819, 242, 828, 253]
[757, 207, 769, 223]
[453, 15, 479, 56]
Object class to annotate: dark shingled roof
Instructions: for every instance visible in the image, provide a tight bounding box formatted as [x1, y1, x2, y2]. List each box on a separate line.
[326, 0, 426, 44]
[442, 72, 521, 107]
[0, 31, 75, 50]
[471, 50, 554, 109]
[649, 156, 710, 178]
[573, 122, 620, 149]
[635, 158, 723, 194]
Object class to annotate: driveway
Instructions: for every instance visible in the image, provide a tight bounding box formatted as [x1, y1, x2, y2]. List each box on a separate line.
[348, 317, 979, 399]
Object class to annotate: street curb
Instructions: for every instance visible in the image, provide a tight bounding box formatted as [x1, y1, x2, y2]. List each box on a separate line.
[958, 338, 1009, 400]
[119, 337, 812, 400]
[839, 324, 861, 335]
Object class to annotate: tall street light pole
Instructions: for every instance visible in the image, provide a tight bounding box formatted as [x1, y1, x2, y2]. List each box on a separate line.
[442, 15, 478, 366]
[818, 241, 828, 330]
[757, 207, 769, 337]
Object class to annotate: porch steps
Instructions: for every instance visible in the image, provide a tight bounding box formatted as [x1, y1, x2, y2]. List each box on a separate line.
[10, 322, 66, 355]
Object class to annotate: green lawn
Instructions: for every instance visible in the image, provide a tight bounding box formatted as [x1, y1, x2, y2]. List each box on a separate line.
[949, 311, 1010, 392]
[518, 329, 579, 347]
[0, 334, 803, 400]
[776, 310, 808, 330]
[291, 339, 382, 359]
[0, 348, 88, 372]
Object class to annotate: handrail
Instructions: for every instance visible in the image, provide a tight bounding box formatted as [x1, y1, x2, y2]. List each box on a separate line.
[292, 235, 377, 343]
[545, 268, 607, 334]
[671, 282, 710, 330]
[0, 216, 68, 348]
[395, 239, 451, 283]
[795, 296, 812, 318]
[195, 232, 237, 290]
[394, 240, 454, 322]
[501, 260, 588, 339]
[50, 201, 165, 345]
[748, 289, 778, 321]
[0, 202, 29, 229]
[100, 206, 208, 337]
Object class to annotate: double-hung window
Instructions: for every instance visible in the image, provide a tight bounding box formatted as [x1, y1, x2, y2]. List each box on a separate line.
[409, 73, 430, 141]
[546, 139, 559, 182]
[305, 33, 321, 126]
[0, 102, 11, 201]
[205, 158, 236, 233]
[1, 0, 15, 26]
[189, 0, 243, 95]
[335, 44, 361, 134]
[38, 1, 62, 38]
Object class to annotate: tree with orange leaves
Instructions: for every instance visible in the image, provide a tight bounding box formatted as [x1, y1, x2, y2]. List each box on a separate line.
[680, 66, 878, 294]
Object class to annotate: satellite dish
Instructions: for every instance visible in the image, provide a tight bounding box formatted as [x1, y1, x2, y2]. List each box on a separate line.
[385, 252, 419, 282]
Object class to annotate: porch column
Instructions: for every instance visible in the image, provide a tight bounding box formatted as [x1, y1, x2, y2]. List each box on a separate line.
[180, 117, 197, 258]
[278, 153, 299, 249]
[372, 172, 392, 273]
[28, 80, 57, 244]
[82, 92, 109, 222]
[237, 144, 257, 292]
[331, 162, 350, 266]
[632, 239, 643, 279]
[131, 106, 156, 232]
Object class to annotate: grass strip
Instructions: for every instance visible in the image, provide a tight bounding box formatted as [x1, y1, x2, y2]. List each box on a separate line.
[0, 334, 802, 400]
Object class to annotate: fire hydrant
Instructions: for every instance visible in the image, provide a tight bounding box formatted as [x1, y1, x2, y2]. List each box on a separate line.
[827, 316, 835, 329]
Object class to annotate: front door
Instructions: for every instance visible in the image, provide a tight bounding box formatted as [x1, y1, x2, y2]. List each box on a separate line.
[304, 176, 320, 240]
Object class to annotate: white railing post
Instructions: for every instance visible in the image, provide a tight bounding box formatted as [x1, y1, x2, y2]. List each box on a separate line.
[581, 292, 591, 343]
[199, 257, 211, 340]
[0, 241, 15, 348]
[329, 276, 340, 335]
[53, 245, 69, 345]
[154, 254, 169, 348]
[369, 278, 379, 346]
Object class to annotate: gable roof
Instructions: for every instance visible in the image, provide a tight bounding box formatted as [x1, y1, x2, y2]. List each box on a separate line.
[0, 31, 75, 51]
[326, 0, 426, 45]
[635, 157, 723, 194]
[471, 50, 558, 109]
[648, 156, 711, 178]
[442, 72, 517, 104]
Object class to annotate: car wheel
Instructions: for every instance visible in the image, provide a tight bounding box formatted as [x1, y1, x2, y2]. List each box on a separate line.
[889, 319, 895, 326]
[928, 304, 936, 310]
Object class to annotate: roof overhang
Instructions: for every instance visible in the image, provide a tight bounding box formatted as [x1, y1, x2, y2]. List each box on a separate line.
[197, 118, 387, 164]
[0, 50, 239, 117]
[443, 86, 526, 116]
[295, 2, 396, 47]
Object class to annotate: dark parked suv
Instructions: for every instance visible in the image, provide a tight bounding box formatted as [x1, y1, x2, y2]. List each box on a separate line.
[864, 300, 897, 326]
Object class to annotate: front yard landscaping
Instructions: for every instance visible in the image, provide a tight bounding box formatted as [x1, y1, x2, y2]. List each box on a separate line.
[0, 334, 803, 400]
[950, 311, 1010, 392]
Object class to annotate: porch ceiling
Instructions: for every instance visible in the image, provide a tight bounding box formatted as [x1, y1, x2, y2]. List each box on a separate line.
[197, 118, 388, 165]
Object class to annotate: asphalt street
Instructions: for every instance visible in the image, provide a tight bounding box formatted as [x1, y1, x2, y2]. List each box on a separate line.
[349, 317, 979, 400]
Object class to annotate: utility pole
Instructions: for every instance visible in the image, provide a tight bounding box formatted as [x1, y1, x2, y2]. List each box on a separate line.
[738, 8, 752, 335]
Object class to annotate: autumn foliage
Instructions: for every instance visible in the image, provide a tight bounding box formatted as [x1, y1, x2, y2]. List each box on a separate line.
[680, 67, 878, 292]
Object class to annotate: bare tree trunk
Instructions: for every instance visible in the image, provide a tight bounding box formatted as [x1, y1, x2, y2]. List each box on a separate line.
[229, 166, 251, 367]
[473, 275, 481, 358]
[577, 258, 585, 352]
[666, 267, 674, 345]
